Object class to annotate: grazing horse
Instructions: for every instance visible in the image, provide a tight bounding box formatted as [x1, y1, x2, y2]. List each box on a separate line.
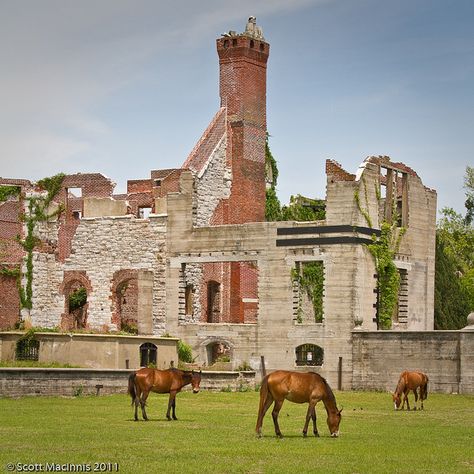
[392, 370, 429, 411]
[256, 370, 342, 438]
[128, 368, 201, 421]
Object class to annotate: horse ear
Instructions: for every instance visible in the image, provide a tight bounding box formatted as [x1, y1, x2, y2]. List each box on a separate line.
[338, 406, 343, 414]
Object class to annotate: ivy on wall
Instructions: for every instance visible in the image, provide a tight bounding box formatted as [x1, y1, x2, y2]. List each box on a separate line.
[15, 173, 65, 311]
[291, 261, 324, 323]
[265, 135, 325, 222]
[355, 177, 406, 329]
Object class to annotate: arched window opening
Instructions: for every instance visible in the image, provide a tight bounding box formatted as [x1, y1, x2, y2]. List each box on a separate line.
[116, 279, 138, 334]
[67, 284, 88, 329]
[295, 344, 324, 367]
[140, 343, 157, 367]
[207, 341, 231, 365]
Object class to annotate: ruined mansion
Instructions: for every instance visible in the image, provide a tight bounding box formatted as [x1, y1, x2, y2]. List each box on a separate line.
[1, 18, 449, 390]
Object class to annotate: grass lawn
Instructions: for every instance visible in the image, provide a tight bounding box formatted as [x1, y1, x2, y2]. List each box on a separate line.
[0, 390, 473, 473]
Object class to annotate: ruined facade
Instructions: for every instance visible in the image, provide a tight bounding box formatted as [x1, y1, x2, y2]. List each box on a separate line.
[0, 19, 438, 388]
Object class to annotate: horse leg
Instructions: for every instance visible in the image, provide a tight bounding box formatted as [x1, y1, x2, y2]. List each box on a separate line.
[303, 404, 312, 437]
[271, 400, 284, 438]
[134, 397, 139, 421]
[134, 384, 143, 421]
[140, 390, 150, 421]
[413, 389, 418, 411]
[311, 405, 319, 437]
[404, 390, 410, 411]
[172, 394, 178, 420]
[166, 391, 177, 421]
[420, 385, 425, 410]
[303, 402, 317, 437]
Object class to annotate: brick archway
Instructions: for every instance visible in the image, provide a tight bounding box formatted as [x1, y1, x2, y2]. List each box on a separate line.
[59, 271, 92, 330]
[111, 269, 139, 332]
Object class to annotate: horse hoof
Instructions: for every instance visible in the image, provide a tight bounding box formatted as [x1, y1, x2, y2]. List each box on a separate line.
[303, 432, 307, 438]
[314, 433, 320, 438]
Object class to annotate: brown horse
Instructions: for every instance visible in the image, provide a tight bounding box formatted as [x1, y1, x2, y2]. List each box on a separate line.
[128, 368, 201, 421]
[392, 370, 429, 411]
[256, 370, 342, 438]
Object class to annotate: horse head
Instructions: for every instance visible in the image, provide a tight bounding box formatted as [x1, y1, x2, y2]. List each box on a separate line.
[191, 370, 202, 393]
[327, 407, 343, 438]
[392, 392, 401, 410]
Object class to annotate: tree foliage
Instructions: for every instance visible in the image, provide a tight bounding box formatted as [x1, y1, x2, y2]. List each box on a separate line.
[265, 136, 325, 222]
[435, 170, 474, 329]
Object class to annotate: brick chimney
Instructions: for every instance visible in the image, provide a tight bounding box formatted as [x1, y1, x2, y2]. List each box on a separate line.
[216, 17, 269, 224]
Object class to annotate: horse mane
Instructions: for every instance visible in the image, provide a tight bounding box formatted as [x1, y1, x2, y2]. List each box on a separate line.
[311, 372, 337, 405]
[395, 375, 406, 395]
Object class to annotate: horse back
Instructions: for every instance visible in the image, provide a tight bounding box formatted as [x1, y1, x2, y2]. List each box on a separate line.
[135, 368, 173, 393]
[267, 370, 325, 403]
[404, 370, 428, 389]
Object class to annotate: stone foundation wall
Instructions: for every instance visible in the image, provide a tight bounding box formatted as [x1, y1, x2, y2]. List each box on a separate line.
[0, 368, 256, 397]
[352, 330, 474, 394]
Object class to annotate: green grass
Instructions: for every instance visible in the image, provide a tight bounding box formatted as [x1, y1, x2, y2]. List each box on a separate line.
[0, 391, 473, 473]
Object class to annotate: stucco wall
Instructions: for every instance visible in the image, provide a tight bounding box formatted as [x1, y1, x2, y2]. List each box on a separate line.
[0, 333, 178, 370]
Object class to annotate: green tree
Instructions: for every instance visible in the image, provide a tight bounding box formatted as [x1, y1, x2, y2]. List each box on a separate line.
[265, 135, 325, 222]
[435, 167, 474, 329]
[464, 166, 474, 225]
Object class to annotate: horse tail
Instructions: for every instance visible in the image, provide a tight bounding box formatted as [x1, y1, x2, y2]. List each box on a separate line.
[423, 376, 429, 400]
[256, 374, 271, 436]
[128, 372, 137, 405]
[258, 375, 270, 412]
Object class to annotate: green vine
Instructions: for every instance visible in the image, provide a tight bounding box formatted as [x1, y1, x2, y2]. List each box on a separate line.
[292, 262, 324, 323]
[355, 177, 406, 329]
[354, 177, 373, 227]
[265, 134, 282, 221]
[16, 173, 65, 310]
[367, 222, 406, 329]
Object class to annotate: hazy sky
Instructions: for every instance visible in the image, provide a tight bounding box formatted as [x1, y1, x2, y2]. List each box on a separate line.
[1, 0, 473, 216]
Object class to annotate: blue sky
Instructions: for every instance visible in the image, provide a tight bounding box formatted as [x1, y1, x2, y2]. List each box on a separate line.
[1, 0, 473, 216]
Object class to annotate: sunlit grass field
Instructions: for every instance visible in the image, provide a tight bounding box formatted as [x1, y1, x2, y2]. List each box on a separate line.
[0, 390, 473, 473]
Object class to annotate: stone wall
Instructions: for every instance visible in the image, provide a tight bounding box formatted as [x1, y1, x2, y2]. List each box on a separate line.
[31, 215, 167, 333]
[0, 368, 256, 397]
[352, 330, 474, 394]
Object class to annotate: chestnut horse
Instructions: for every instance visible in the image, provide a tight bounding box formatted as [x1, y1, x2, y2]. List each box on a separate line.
[128, 368, 201, 421]
[392, 370, 429, 411]
[256, 370, 342, 438]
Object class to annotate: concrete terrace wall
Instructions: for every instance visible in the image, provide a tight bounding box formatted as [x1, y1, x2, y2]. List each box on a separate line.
[352, 330, 474, 394]
[0, 333, 178, 370]
[0, 369, 256, 397]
